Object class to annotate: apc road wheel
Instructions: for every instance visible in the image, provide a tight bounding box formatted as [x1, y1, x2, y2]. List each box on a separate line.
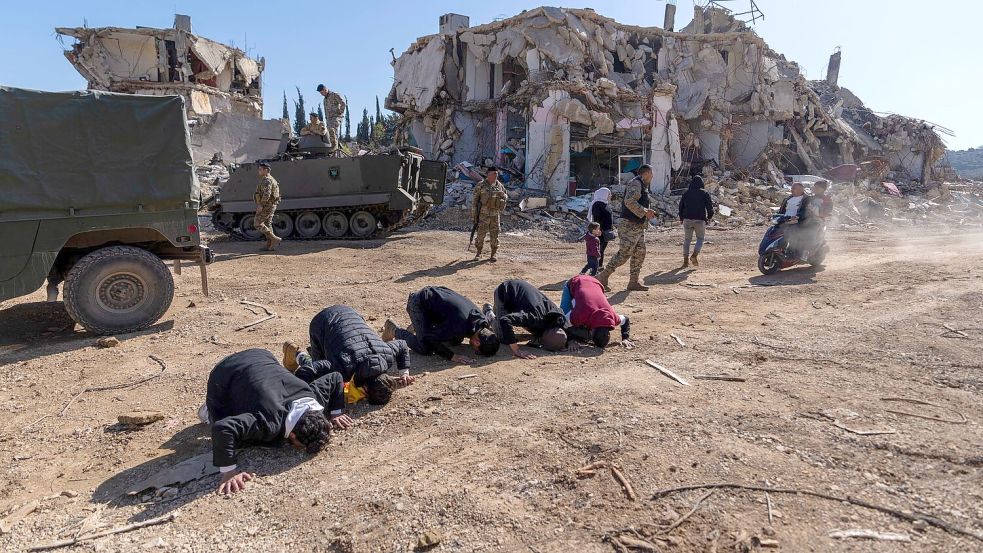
[63, 246, 174, 335]
[322, 211, 349, 238]
[294, 212, 322, 238]
[238, 215, 263, 240]
[350, 210, 377, 238]
[757, 252, 782, 275]
[272, 213, 294, 239]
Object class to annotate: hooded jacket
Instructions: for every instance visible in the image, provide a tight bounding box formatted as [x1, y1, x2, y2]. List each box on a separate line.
[414, 286, 488, 347]
[678, 176, 715, 221]
[206, 349, 343, 470]
[297, 305, 410, 386]
[493, 279, 566, 345]
[567, 275, 621, 330]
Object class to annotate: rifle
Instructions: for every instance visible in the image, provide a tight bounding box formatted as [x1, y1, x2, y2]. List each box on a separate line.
[467, 212, 479, 251]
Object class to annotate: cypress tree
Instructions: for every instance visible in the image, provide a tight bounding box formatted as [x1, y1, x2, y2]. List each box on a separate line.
[375, 96, 382, 126]
[281, 91, 290, 127]
[293, 86, 306, 136]
[344, 99, 352, 141]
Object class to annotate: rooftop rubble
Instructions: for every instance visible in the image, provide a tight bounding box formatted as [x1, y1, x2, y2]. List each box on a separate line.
[391, 5, 976, 237]
[56, 15, 281, 165]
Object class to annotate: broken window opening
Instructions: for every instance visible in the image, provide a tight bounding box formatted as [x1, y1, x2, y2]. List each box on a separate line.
[501, 56, 526, 97]
[719, 49, 729, 66]
[187, 50, 217, 87]
[164, 40, 179, 82]
[488, 62, 496, 100]
[612, 53, 627, 74]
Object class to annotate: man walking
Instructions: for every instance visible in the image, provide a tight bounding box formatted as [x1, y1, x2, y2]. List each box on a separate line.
[254, 162, 281, 251]
[596, 165, 657, 291]
[678, 175, 715, 267]
[472, 167, 508, 262]
[316, 84, 346, 151]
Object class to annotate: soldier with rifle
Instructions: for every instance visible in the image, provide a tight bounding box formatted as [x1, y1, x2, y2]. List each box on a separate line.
[470, 167, 508, 262]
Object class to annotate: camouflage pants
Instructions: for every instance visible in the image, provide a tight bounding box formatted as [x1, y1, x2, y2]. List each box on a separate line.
[255, 202, 278, 241]
[474, 215, 500, 255]
[325, 116, 342, 149]
[604, 220, 647, 280]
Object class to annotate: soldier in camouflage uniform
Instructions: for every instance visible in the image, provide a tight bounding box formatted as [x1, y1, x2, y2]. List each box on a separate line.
[299, 111, 327, 140]
[316, 84, 346, 151]
[254, 162, 282, 251]
[472, 167, 508, 262]
[596, 164, 657, 292]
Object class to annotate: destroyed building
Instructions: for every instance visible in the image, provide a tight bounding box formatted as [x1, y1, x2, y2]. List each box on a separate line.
[56, 15, 282, 164]
[386, 5, 952, 201]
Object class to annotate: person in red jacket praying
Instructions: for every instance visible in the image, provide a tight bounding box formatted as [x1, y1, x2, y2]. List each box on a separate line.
[559, 274, 635, 349]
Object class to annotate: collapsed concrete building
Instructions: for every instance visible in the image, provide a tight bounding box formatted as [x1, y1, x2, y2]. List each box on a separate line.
[386, 5, 951, 200]
[56, 15, 282, 164]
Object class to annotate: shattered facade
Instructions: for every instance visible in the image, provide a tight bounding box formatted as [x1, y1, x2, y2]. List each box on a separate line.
[56, 15, 281, 164]
[387, 6, 951, 199]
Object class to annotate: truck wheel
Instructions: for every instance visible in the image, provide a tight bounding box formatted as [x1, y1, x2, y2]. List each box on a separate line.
[272, 213, 294, 238]
[238, 215, 263, 240]
[63, 246, 174, 335]
[350, 211, 377, 238]
[295, 212, 322, 238]
[323, 211, 349, 238]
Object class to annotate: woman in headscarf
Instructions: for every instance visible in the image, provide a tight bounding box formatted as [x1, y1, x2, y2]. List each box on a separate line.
[587, 187, 614, 269]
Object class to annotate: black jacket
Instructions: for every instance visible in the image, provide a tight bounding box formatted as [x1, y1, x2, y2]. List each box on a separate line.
[298, 305, 410, 386]
[779, 194, 815, 223]
[206, 349, 343, 469]
[590, 201, 614, 232]
[679, 177, 715, 221]
[415, 286, 487, 357]
[494, 279, 565, 345]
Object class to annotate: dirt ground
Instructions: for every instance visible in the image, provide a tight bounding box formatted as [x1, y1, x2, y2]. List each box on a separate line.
[0, 224, 981, 552]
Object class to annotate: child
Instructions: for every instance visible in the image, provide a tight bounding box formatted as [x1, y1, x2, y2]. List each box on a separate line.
[580, 222, 602, 275]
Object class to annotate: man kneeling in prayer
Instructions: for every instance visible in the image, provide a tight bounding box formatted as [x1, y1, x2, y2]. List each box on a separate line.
[198, 348, 349, 494]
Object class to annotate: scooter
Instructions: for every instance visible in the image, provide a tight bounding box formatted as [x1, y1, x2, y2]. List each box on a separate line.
[757, 215, 829, 275]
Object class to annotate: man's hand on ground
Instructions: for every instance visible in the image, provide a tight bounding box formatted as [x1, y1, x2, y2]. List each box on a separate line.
[510, 343, 537, 360]
[565, 340, 583, 353]
[645, 209, 657, 220]
[218, 471, 254, 495]
[330, 414, 354, 430]
[451, 354, 475, 365]
[621, 339, 636, 350]
[398, 374, 416, 387]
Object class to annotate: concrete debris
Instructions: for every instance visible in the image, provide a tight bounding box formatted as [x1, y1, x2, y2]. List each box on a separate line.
[389, 6, 966, 227]
[126, 453, 219, 495]
[95, 336, 120, 348]
[117, 411, 166, 426]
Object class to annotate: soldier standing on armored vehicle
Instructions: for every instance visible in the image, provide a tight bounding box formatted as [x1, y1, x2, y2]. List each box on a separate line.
[299, 111, 327, 141]
[472, 167, 508, 262]
[254, 162, 282, 251]
[316, 84, 346, 151]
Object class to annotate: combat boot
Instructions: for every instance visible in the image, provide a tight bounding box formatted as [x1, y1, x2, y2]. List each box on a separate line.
[690, 252, 699, 267]
[282, 341, 301, 372]
[382, 318, 398, 342]
[269, 236, 282, 251]
[262, 238, 271, 251]
[682, 256, 689, 268]
[489, 248, 498, 262]
[595, 270, 612, 292]
[627, 277, 649, 292]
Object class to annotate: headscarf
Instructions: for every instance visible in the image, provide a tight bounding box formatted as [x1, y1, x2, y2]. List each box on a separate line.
[587, 187, 611, 223]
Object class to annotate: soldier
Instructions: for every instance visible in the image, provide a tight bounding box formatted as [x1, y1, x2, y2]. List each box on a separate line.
[299, 111, 327, 140]
[254, 162, 282, 251]
[472, 167, 508, 262]
[596, 165, 657, 292]
[316, 84, 346, 151]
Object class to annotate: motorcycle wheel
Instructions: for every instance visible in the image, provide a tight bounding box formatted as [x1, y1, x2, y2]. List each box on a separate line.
[808, 246, 828, 267]
[758, 252, 782, 275]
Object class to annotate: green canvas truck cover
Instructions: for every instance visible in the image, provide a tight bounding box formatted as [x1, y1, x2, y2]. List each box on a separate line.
[0, 87, 198, 222]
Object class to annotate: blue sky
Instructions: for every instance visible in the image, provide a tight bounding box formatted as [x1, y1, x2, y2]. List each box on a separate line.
[2, 0, 980, 150]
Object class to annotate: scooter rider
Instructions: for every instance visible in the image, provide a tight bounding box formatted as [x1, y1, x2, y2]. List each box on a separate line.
[778, 182, 819, 259]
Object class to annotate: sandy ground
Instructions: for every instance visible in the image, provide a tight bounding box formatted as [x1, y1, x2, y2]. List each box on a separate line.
[0, 224, 981, 553]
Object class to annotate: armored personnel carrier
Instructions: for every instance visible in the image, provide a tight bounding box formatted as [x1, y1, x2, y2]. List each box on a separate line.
[209, 138, 446, 240]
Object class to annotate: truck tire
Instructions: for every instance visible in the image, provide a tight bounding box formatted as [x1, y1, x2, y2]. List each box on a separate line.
[63, 246, 174, 335]
[350, 210, 377, 238]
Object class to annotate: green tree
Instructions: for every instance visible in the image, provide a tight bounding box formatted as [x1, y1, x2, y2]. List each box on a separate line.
[375, 96, 383, 126]
[356, 108, 371, 142]
[293, 86, 306, 136]
[344, 99, 352, 141]
[317, 104, 325, 123]
[281, 91, 290, 129]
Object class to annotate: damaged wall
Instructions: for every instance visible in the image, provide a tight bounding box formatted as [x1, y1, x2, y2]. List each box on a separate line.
[387, 5, 951, 196]
[56, 15, 264, 120]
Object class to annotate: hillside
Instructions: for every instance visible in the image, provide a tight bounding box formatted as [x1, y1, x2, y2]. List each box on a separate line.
[947, 146, 983, 179]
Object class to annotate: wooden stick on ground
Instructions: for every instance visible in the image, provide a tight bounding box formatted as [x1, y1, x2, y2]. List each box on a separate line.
[649, 482, 983, 542]
[60, 356, 168, 417]
[240, 300, 275, 316]
[832, 421, 897, 436]
[881, 397, 968, 424]
[28, 512, 178, 551]
[765, 491, 774, 525]
[610, 465, 637, 501]
[693, 375, 746, 382]
[662, 490, 714, 533]
[235, 314, 276, 332]
[645, 360, 691, 386]
[670, 334, 686, 347]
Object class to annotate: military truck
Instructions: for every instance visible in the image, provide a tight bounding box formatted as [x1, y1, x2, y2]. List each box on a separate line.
[0, 87, 210, 335]
[209, 138, 446, 240]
